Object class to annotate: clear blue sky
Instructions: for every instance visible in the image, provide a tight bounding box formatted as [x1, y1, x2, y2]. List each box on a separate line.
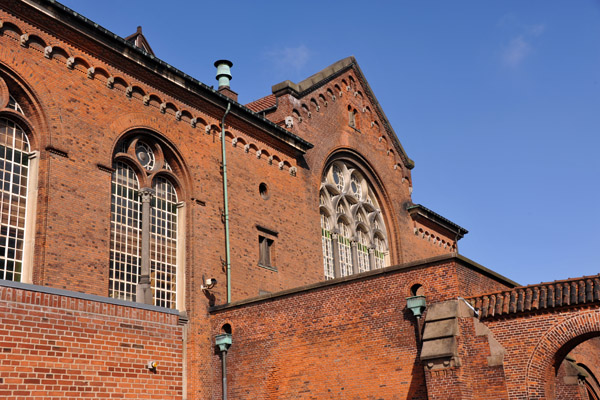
[59, 1, 600, 285]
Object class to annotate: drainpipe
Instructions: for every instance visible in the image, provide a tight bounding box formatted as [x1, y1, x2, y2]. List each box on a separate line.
[215, 60, 234, 304]
[216, 333, 233, 400]
[221, 101, 232, 303]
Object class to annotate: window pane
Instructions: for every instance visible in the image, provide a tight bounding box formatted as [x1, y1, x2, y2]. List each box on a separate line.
[109, 162, 141, 302]
[321, 212, 334, 280]
[0, 118, 30, 281]
[150, 177, 178, 309]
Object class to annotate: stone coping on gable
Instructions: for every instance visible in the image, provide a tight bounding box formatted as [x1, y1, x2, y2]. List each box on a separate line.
[0, 279, 182, 316]
[209, 253, 519, 313]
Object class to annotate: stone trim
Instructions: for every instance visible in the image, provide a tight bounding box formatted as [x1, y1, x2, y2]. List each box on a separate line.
[0, 279, 181, 316]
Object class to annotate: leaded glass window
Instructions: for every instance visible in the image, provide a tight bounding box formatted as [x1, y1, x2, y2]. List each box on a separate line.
[333, 165, 344, 191]
[319, 160, 389, 279]
[0, 118, 30, 281]
[7, 96, 23, 115]
[374, 235, 386, 270]
[357, 229, 370, 273]
[338, 220, 352, 277]
[151, 176, 178, 309]
[109, 162, 141, 301]
[321, 212, 334, 280]
[110, 137, 182, 310]
[135, 141, 155, 171]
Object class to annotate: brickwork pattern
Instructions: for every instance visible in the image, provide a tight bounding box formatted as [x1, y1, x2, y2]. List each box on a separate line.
[474, 305, 600, 398]
[210, 258, 512, 399]
[0, 285, 184, 399]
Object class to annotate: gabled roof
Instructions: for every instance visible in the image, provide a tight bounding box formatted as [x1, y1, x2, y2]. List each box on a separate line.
[266, 56, 415, 170]
[246, 94, 276, 113]
[124, 26, 155, 56]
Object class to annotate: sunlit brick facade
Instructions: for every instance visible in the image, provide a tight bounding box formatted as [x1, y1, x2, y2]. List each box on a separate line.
[0, 1, 598, 399]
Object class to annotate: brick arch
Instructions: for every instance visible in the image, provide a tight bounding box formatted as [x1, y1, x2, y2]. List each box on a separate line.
[107, 113, 193, 198]
[526, 310, 600, 399]
[321, 147, 402, 265]
[0, 53, 61, 150]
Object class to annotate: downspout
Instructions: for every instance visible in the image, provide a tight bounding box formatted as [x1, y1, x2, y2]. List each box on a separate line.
[216, 333, 232, 400]
[215, 60, 234, 304]
[221, 102, 232, 303]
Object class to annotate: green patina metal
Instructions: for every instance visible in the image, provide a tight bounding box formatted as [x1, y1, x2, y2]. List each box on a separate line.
[407, 295, 427, 318]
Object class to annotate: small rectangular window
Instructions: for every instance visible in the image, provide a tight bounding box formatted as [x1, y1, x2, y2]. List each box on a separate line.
[258, 235, 274, 269]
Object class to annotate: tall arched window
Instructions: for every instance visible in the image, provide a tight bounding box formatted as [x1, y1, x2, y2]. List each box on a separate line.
[319, 160, 389, 279]
[374, 235, 386, 270]
[357, 229, 370, 273]
[0, 117, 30, 281]
[109, 136, 184, 310]
[320, 211, 334, 280]
[337, 219, 353, 277]
[151, 176, 178, 308]
[109, 162, 141, 302]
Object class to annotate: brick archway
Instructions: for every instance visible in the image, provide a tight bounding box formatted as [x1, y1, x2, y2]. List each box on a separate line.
[526, 310, 600, 399]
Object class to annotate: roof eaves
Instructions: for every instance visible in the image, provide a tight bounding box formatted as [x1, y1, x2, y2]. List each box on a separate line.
[407, 204, 469, 238]
[25, 0, 312, 154]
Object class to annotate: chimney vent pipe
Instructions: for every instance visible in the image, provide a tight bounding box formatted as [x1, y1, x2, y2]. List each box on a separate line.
[214, 60, 233, 89]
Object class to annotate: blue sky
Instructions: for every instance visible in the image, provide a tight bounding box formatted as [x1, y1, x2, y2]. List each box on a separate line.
[59, 1, 600, 285]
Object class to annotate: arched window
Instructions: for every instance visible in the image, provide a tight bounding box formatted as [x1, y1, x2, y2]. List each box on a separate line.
[357, 229, 370, 273]
[109, 136, 183, 310]
[319, 160, 389, 279]
[374, 235, 386, 270]
[151, 176, 178, 308]
[320, 211, 334, 280]
[0, 117, 30, 281]
[109, 162, 141, 302]
[337, 219, 352, 277]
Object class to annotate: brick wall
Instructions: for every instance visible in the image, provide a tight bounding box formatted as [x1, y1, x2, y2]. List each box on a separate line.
[471, 298, 600, 398]
[0, 281, 184, 399]
[209, 256, 513, 399]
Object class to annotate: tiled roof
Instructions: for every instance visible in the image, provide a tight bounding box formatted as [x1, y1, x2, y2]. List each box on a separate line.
[246, 94, 276, 113]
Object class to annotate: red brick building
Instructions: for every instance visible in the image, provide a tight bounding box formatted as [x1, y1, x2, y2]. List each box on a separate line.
[0, 1, 598, 399]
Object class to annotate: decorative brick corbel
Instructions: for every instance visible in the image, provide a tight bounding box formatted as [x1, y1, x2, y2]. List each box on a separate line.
[106, 76, 114, 89]
[66, 57, 75, 69]
[142, 95, 150, 106]
[190, 118, 197, 128]
[44, 46, 53, 59]
[284, 116, 293, 129]
[159, 102, 166, 113]
[87, 67, 95, 79]
[20, 33, 29, 47]
[125, 86, 133, 98]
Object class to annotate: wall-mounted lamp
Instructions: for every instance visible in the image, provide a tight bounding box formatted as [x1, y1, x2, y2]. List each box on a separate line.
[406, 295, 427, 319]
[201, 277, 217, 291]
[147, 360, 157, 372]
[216, 333, 232, 353]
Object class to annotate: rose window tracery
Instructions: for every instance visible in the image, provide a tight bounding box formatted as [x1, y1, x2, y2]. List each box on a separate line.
[319, 161, 389, 279]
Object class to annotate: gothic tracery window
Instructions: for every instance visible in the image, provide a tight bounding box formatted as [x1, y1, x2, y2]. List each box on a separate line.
[109, 136, 182, 309]
[319, 160, 389, 279]
[320, 211, 334, 280]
